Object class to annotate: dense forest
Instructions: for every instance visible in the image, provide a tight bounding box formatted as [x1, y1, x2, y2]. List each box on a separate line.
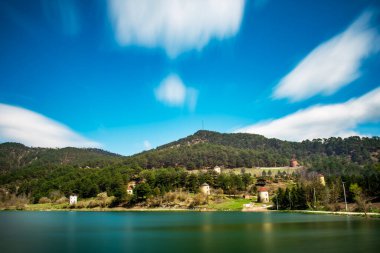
[0, 142, 122, 172]
[0, 130, 379, 208]
[127, 130, 380, 169]
[1, 130, 379, 171]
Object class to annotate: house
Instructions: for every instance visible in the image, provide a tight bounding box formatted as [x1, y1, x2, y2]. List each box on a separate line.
[318, 174, 326, 186]
[257, 187, 269, 203]
[128, 181, 137, 188]
[200, 183, 210, 195]
[290, 158, 299, 167]
[127, 186, 133, 195]
[289, 154, 299, 167]
[69, 195, 77, 205]
[213, 166, 221, 174]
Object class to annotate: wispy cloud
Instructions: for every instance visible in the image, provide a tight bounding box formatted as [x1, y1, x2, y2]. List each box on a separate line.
[273, 11, 379, 102]
[155, 74, 198, 110]
[238, 87, 380, 141]
[107, 0, 245, 57]
[0, 103, 100, 148]
[41, 0, 81, 36]
[143, 140, 152, 150]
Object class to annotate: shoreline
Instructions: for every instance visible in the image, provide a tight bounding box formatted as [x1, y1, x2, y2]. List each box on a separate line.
[1, 206, 380, 217]
[287, 210, 380, 217]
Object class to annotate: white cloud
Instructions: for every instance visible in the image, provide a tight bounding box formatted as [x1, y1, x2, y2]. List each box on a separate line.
[0, 103, 100, 148]
[155, 74, 198, 110]
[143, 140, 152, 150]
[238, 87, 380, 141]
[108, 0, 245, 57]
[273, 11, 379, 102]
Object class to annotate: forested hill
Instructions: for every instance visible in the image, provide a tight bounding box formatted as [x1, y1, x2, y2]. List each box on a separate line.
[127, 130, 380, 169]
[0, 142, 122, 171]
[1, 130, 380, 171]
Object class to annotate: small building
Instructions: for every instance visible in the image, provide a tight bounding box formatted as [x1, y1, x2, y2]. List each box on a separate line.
[213, 166, 221, 174]
[318, 174, 326, 186]
[289, 154, 299, 167]
[128, 181, 137, 188]
[290, 158, 299, 167]
[200, 183, 210, 195]
[127, 186, 133, 195]
[257, 187, 269, 203]
[69, 195, 77, 205]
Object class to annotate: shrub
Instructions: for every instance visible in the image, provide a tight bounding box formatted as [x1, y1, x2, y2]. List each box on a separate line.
[87, 200, 100, 208]
[75, 201, 87, 209]
[55, 197, 68, 204]
[97, 192, 108, 200]
[191, 193, 207, 207]
[49, 190, 63, 202]
[38, 197, 52, 204]
[163, 192, 176, 203]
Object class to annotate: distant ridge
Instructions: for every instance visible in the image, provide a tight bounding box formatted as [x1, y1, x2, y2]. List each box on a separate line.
[0, 142, 121, 171]
[1, 130, 379, 171]
[127, 130, 380, 169]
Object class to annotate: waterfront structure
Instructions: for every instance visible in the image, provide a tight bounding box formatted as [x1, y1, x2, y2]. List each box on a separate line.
[69, 195, 77, 205]
[257, 187, 269, 203]
[200, 183, 210, 195]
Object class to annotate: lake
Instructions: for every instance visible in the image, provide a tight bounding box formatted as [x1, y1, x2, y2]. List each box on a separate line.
[0, 211, 379, 253]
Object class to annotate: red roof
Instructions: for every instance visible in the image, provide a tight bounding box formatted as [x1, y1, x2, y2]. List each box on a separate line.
[258, 187, 268, 192]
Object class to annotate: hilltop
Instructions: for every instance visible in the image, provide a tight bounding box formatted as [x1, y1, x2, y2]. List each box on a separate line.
[127, 130, 380, 169]
[0, 142, 121, 172]
[1, 130, 379, 172]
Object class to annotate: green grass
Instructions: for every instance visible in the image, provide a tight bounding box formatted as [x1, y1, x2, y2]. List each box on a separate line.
[207, 198, 252, 211]
[25, 203, 69, 210]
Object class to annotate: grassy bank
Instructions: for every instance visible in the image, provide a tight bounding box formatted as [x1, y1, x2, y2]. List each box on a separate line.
[1, 196, 255, 212]
[206, 198, 252, 211]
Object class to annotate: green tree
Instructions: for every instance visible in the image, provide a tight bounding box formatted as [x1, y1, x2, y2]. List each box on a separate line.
[134, 183, 151, 201]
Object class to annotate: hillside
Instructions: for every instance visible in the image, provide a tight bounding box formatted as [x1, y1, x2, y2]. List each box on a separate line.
[127, 130, 380, 169]
[0, 142, 122, 172]
[1, 131, 379, 205]
[1, 130, 379, 172]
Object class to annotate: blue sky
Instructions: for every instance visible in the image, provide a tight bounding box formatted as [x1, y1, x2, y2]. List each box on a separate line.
[1, 0, 380, 155]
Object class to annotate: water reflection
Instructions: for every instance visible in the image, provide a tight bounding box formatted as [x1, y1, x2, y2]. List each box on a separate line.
[0, 211, 379, 253]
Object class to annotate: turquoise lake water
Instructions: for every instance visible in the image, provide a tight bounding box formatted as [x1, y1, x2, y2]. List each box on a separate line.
[0, 211, 379, 253]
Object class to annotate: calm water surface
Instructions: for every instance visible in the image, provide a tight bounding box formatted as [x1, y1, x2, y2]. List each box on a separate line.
[0, 211, 379, 253]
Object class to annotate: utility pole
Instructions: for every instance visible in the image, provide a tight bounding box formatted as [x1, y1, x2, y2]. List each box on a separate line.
[313, 187, 316, 209]
[342, 181, 348, 212]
